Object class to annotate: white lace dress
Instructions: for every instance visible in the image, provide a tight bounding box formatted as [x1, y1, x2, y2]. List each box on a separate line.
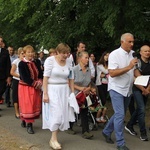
[42, 56, 75, 131]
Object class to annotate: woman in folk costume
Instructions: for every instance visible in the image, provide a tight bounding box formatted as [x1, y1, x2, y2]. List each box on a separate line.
[42, 43, 78, 150]
[18, 45, 43, 134]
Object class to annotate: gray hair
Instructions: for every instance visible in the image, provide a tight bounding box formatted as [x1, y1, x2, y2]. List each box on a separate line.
[121, 33, 134, 42]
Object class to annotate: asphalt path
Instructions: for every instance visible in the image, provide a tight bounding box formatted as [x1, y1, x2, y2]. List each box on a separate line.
[0, 104, 150, 150]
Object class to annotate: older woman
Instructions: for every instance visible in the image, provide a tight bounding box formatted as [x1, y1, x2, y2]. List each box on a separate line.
[18, 45, 43, 134]
[10, 47, 24, 119]
[73, 51, 93, 139]
[42, 43, 75, 150]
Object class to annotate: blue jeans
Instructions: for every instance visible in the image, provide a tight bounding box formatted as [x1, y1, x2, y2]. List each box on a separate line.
[103, 90, 131, 146]
[127, 90, 148, 132]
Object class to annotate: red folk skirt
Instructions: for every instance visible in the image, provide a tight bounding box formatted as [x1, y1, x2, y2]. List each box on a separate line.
[18, 84, 42, 122]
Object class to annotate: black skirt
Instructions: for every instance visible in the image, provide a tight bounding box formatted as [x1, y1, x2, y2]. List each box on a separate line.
[12, 79, 19, 103]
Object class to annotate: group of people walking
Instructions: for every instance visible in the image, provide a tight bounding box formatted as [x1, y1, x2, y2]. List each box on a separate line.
[0, 33, 150, 150]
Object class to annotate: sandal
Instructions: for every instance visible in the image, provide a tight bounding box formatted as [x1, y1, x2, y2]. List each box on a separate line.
[49, 140, 61, 150]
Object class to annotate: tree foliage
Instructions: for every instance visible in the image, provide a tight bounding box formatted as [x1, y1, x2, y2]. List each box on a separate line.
[0, 0, 149, 54]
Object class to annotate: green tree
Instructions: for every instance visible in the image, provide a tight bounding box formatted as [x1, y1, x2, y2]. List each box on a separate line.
[0, 0, 149, 53]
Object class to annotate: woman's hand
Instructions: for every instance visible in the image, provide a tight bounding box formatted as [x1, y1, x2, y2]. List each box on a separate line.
[34, 80, 42, 90]
[43, 93, 49, 103]
[79, 87, 86, 91]
[35, 82, 42, 89]
[83, 87, 90, 95]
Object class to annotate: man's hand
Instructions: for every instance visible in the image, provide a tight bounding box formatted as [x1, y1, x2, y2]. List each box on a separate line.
[128, 58, 138, 70]
[142, 88, 149, 96]
[6, 77, 12, 86]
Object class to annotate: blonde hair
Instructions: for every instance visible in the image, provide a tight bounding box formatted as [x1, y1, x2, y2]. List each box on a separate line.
[77, 51, 88, 58]
[17, 47, 23, 55]
[56, 43, 71, 53]
[23, 45, 34, 53]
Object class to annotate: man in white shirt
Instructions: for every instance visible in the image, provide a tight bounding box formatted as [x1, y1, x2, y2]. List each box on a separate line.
[102, 33, 138, 150]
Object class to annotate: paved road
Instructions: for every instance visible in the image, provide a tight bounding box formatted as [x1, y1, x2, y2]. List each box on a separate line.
[0, 104, 150, 150]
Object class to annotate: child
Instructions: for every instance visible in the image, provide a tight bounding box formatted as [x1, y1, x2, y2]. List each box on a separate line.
[89, 83, 107, 123]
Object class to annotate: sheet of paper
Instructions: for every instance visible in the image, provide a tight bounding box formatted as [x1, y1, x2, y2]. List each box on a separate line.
[134, 75, 150, 86]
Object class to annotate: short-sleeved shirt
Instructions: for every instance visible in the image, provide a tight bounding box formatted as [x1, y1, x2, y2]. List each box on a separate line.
[43, 56, 73, 84]
[71, 53, 95, 77]
[108, 47, 135, 97]
[10, 54, 18, 64]
[73, 64, 91, 94]
[139, 58, 150, 76]
[133, 58, 150, 91]
[12, 58, 21, 80]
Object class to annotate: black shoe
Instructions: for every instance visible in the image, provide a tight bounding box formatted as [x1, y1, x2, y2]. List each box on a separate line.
[140, 131, 148, 141]
[6, 102, 11, 107]
[21, 121, 26, 128]
[125, 125, 137, 136]
[102, 132, 114, 144]
[27, 123, 34, 134]
[117, 145, 129, 150]
[15, 115, 20, 119]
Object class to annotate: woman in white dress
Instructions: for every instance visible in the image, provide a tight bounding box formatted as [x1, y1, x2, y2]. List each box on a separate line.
[42, 43, 75, 150]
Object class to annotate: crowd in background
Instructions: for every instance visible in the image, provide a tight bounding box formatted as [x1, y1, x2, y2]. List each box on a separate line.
[0, 33, 150, 150]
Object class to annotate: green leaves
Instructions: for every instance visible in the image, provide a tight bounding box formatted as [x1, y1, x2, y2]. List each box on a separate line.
[0, 0, 149, 52]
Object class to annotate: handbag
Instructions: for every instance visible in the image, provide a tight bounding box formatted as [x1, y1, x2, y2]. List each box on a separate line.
[76, 91, 95, 108]
[76, 91, 86, 107]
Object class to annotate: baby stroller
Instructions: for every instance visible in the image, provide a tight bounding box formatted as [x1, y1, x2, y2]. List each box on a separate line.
[87, 87, 109, 131]
[75, 82, 109, 131]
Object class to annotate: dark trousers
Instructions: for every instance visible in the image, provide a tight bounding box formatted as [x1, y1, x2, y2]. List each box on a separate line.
[80, 107, 89, 134]
[97, 84, 108, 106]
[128, 95, 135, 116]
[12, 79, 19, 103]
[0, 80, 7, 99]
[127, 90, 148, 132]
[69, 108, 89, 134]
[5, 85, 11, 104]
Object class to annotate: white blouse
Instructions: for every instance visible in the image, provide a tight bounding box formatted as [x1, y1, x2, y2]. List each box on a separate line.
[12, 58, 21, 80]
[95, 64, 108, 86]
